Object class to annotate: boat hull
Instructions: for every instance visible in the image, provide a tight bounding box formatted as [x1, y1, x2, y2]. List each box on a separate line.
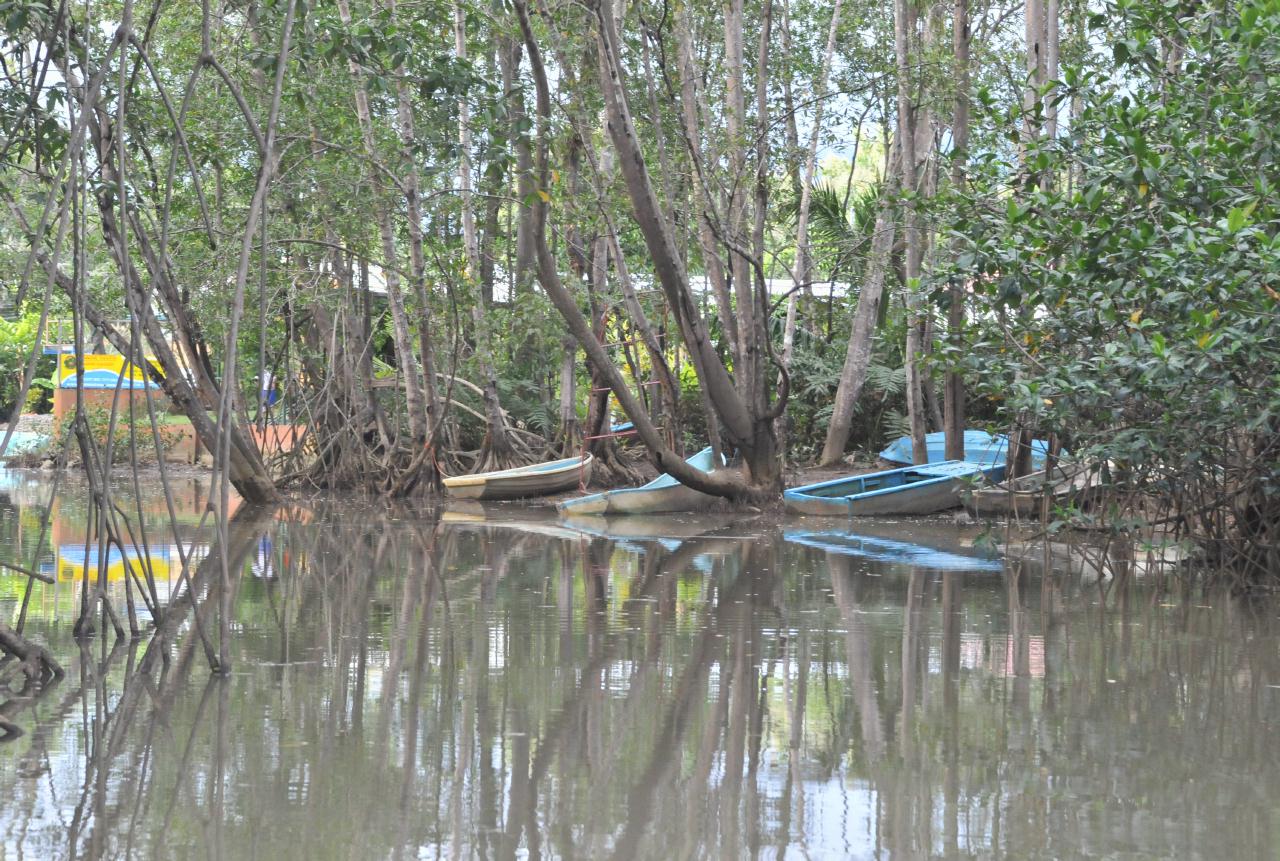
[785, 461, 1002, 516]
[560, 483, 718, 516]
[559, 447, 722, 516]
[443, 455, 593, 501]
[962, 462, 1101, 519]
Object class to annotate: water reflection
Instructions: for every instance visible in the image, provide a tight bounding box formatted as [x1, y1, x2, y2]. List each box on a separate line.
[1, 479, 1278, 858]
[785, 524, 1003, 571]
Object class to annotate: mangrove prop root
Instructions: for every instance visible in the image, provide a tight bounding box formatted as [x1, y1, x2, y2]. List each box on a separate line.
[0, 622, 64, 684]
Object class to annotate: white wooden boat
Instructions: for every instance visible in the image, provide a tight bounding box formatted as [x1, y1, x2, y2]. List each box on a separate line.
[558, 447, 723, 515]
[785, 460, 1003, 516]
[442, 454, 593, 501]
[963, 461, 1103, 519]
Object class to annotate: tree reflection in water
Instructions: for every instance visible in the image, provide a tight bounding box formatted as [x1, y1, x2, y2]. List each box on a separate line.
[0, 497, 1278, 858]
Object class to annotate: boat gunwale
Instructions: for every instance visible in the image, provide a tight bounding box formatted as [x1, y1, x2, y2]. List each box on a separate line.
[784, 460, 991, 505]
[442, 454, 593, 489]
[559, 447, 718, 512]
[969, 459, 1094, 496]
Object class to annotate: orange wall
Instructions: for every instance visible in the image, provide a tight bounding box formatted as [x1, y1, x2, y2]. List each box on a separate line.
[52, 387, 172, 421]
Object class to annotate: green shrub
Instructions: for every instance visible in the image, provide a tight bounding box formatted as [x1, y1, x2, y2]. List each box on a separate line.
[53, 406, 184, 466]
[936, 0, 1280, 580]
[0, 311, 55, 416]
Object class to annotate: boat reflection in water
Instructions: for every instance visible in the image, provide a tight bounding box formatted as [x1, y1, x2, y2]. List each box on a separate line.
[1, 483, 1278, 860]
[784, 525, 1003, 572]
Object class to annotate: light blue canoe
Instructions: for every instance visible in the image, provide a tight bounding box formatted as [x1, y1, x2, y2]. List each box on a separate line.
[785, 460, 1004, 516]
[784, 528, 1003, 572]
[879, 430, 1058, 470]
[559, 446, 723, 515]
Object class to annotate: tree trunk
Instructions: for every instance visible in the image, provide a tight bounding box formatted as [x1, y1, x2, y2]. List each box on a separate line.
[388, 0, 441, 465]
[1045, 0, 1060, 141]
[514, 0, 760, 500]
[819, 143, 902, 466]
[674, 2, 740, 371]
[639, 25, 678, 229]
[557, 336, 579, 453]
[722, 0, 758, 409]
[754, 0, 783, 480]
[896, 0, 929, 465]
[1008, 0, 1049, 480]
[457, 0, 522, 472]
[944, 0, 970, 461]
[784, 0, 846, 371]
[91, 167, 280, 503]
[593, 1, 755, 448]
[501, 38, 536, 294]
[1023, 0, 1047, 162]
[580, 245, 645, 486]
[336, 0, 428, 444]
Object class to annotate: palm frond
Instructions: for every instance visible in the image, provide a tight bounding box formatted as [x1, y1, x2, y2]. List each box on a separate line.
[865, 362, 906, 397]
[881, 409, 912, 440]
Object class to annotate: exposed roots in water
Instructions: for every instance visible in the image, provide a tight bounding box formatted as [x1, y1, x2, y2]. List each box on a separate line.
[295, 424, 450, 497]
[0, 622, 63, 686]
[0, 672, 62, 743]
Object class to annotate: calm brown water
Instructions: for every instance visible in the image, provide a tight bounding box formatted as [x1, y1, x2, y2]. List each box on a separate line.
[1, 471, 1278, 859]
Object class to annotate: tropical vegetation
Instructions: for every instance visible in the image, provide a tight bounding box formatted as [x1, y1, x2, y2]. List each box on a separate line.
[0, 0, 1274, 580]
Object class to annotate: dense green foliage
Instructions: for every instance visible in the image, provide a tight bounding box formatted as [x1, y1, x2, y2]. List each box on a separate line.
[940, 0, 1280, 573]
[0, 310, 54, 416]
[0, 0, 1274, 575]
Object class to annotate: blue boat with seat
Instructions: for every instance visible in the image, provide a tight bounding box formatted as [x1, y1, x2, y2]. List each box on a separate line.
[785, 460, 1004, 516]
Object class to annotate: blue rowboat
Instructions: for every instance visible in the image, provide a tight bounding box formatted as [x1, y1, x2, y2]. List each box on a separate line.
[784, 528, 1003, 572]
[785, 460, 1004, 516]
[879, 430, 1058, 469]
[559, 446, 723, 515]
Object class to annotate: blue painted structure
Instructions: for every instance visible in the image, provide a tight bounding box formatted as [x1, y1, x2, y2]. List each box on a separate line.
[879, 429, 1058, 469]
[559, 447, 722, 515]
[785, 460, 1004, 516]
